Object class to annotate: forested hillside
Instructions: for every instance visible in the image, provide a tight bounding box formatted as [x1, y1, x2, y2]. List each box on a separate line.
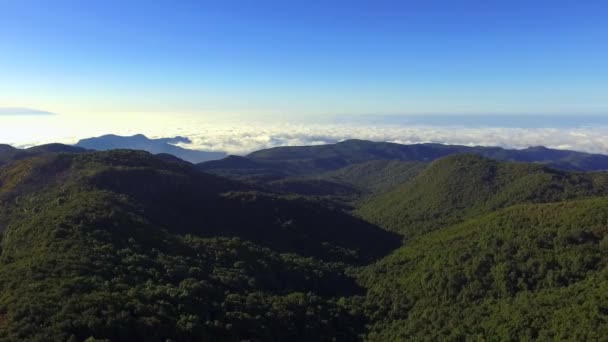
[358, 198, 608, 340]
[0, 143, 87, 167]
[1, 145, 608, 341]
[357, 154, 608, 237]
[0, 150, 398, 341]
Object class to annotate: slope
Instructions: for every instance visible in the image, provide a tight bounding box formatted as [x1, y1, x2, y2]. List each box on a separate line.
[357, 154, 608, 238]
[320, 160, 427, 195]
[0, 150, 400, 340]
[358, 197, 608, 340]
[0, 143, 87, 167]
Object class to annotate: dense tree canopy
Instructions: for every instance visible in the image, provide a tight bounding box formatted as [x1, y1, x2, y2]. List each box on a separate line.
[1, 148, 608, 340]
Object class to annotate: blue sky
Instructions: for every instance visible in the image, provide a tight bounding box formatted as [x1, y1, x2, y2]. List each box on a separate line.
[1, 0, 607, 118]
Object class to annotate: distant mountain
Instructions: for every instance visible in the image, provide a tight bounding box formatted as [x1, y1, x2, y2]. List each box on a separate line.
[75, 134, 226, 163]
[199, 140, 608, 180]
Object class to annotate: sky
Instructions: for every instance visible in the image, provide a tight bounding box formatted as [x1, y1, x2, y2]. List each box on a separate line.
[1, 0, 607, 153]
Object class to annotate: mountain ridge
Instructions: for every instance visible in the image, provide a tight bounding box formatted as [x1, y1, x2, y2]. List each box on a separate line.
[199, 140, 608, 182]
[75, 134, 226, 163]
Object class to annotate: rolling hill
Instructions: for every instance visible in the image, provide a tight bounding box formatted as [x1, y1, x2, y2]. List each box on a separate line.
[1, 142, 608, 340]
[0, 149, 399, 341]
[358, 197, 608, 340]
[357, 154, 608, 238]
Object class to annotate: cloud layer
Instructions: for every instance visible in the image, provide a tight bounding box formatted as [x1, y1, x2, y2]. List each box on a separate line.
[2, 113, 607, 156]
[174, 122, 608, 156]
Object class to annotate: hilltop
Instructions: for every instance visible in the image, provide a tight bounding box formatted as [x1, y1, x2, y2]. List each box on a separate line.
[357, 154, 608, 237]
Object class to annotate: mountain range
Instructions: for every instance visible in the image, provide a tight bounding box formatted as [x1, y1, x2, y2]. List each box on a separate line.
[75, 134, 226, 163]
[0, 139, 607, 340]
[200, 139, 608, 176]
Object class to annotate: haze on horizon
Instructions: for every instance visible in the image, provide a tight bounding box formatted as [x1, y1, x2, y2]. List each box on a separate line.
[1, 1, 607, 153]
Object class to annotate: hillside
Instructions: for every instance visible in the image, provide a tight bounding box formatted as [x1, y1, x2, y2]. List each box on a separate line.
[357, 154, 608, 238]
[261, 161, 427, 205]
[358, 197, 608, 340]
[0, 150, 399, 341]
[2, 145, 608, 340]
[320, 160, 427, 195]
[0, 143, 87, 167]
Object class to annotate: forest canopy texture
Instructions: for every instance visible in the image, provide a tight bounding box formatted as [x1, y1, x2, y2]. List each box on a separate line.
[1, 141, 608, 341]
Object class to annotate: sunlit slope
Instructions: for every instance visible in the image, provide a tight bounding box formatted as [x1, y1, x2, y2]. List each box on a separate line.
[358, 197, 608, 340]
[357, 154, 608, 237]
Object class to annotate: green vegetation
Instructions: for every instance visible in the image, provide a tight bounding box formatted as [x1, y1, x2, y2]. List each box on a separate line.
[0, 150, 400, 341]
[2, 147, 608, 340]
[357, 154, 608, 238]
[320, 160, 427, 195]
[0, 143, 86, 167]
[358, 197, 608, 340]
[202, 139, 608, 176]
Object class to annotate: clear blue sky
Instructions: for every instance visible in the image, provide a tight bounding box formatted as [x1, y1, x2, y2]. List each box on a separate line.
[1, 0, 607, 118]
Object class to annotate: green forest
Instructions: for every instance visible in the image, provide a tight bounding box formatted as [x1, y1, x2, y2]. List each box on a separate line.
[1, 143, 608, 341]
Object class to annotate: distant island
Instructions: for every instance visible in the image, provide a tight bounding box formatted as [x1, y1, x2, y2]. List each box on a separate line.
[75, 134, 226, 163]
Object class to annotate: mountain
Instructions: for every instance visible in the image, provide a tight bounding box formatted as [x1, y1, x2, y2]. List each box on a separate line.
[0, 143, 87, 166]
[0, 149, 399, 341]
[199, 140, 608, 181]
[357, 154, 608, 238]
[3, 143, 608, 340]
[76, 134, 226, 163]
[348, 154, 608, 340]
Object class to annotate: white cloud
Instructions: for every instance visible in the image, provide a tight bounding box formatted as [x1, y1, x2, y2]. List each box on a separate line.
[175, 122, 608, 156]
[2, 113, 608, 156]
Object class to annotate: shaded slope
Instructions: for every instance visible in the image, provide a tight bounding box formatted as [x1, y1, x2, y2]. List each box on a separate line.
[258, 161, 427, 205]
[0, 150, 402, 340]
[0, 189, 364, 341]
[0, 150, 399, 263]
[320, 160, 427, 194]
[357, 154, 608, 238]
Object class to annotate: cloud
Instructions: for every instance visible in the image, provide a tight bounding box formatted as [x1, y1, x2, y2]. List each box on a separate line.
[0, 107, 57, 116]
[172, 122, 608, 156]
[3, 112, 608, 157]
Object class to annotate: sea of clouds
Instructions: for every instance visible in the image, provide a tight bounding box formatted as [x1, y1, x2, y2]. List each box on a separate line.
[2, 112, 607, 156]
[174, 122, 608, 155]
